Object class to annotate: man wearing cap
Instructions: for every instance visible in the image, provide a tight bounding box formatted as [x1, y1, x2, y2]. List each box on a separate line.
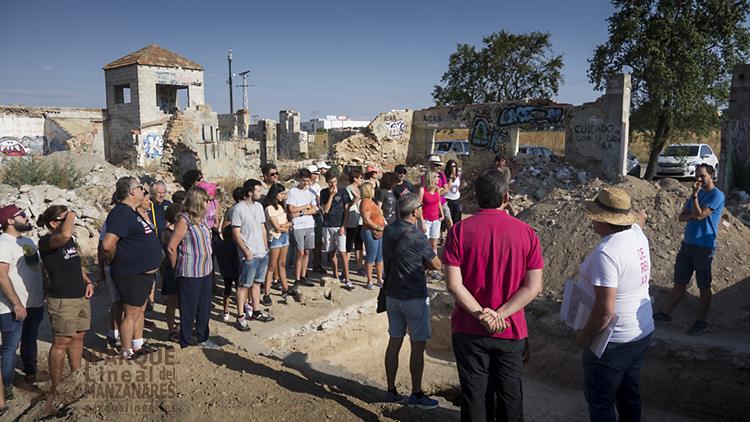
[654, 163, 725, 335]
[0, 205, 45, 400]
[316, 161, 330, 178]
[443, 169, 543, 421]
[307, 165, 326, 274]
[392, 165, 415, 198]
[575, 187, 653, 422]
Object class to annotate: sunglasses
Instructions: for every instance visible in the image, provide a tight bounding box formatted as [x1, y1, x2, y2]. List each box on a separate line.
[269, 172, 279, 176]
[13, 211, 27, 219]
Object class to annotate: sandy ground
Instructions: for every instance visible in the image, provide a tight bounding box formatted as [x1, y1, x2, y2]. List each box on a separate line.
[1, 262, 739, 421]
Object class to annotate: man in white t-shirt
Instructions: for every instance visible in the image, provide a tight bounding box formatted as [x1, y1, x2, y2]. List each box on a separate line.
[287, 168, 318, 288]
[0, 204, 45, 399]
[575, 188, 654, 422]
[307, 165, 326, 274]
[232, 179, 273, 331]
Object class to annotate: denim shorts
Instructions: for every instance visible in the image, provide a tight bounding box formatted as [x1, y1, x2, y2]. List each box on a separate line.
[674, 242, 715, 289]
[239, 255, 269, 287]
[386, 296, 431, 342]
[423, 219, 441, 239]
[269, 232, 289, 249]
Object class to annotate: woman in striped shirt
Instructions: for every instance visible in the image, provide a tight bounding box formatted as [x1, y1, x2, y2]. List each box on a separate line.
[167, 186, 214, 349]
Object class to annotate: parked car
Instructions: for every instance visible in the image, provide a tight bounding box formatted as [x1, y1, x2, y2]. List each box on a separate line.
[655, 143, 719, 179]
[627, 151, 641, 177]
[433, 140, 470, 157]
[518, 145, 555, 158]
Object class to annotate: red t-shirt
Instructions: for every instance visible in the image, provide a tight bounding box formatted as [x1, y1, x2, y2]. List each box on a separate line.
[442, 209, 544, 340]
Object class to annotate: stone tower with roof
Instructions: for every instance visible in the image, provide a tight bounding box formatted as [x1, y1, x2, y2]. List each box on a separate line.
[103, 44, 213, 166]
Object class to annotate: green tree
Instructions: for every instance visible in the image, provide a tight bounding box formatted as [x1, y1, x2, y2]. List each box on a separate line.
[589, 0, 750, 179]
[433, 31, 564, 106]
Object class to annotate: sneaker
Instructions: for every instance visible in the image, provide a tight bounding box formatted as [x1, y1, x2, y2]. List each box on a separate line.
[4, 385, 13, 401]
[652, 312, 672, 322]
[407, 393, 439, 410]
[197, 339, 220, 350]
[262, 294, 273, 306]
[106, 336, 118, 348]
[222, 313, 231, 322]
[365, 283, 375, 290]
[344, 281, 355, 291]
[271, 281, 282, 291]
[300, 277, 315, 287]
[244, 303, 253, 319]
[384, 389, 406, 404]
[687, 320, 708, 335]
[236, 317, 250, 332]
[135, 343, 158, 356]
[252, 310, 275, 322]
[377, 279, 384, 288]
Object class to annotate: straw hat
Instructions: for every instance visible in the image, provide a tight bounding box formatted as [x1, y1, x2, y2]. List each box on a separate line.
[584, 187, 638, 226]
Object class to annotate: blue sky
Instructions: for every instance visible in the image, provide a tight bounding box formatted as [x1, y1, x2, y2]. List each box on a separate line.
[0, 0, 617, 122]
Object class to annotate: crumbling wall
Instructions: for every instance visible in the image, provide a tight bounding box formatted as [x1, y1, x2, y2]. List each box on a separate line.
[330, 110, 413, 169]
[720, 64, 750, 193]
[250, 119, 277, 165]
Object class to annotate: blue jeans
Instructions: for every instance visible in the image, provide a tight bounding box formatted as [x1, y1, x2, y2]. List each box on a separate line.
[0, 306, 44, 386]
[239, 255, 269, 287]
[582, 333, 653, 422]
[362, 229, 383, 264]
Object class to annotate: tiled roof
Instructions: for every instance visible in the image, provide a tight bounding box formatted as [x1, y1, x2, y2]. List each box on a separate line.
[103, 44, 203, 71]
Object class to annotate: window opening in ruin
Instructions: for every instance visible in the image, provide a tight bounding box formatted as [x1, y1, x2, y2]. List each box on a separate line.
[114, 84, 131, 104]
[156, 84, 188, 114]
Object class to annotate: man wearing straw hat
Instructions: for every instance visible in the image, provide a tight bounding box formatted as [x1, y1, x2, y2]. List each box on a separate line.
[575, 187, 653, 422]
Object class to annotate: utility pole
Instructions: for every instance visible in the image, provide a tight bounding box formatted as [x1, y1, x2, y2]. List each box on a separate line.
[237, 70, 250, 111]
[228, 49, 234, 114]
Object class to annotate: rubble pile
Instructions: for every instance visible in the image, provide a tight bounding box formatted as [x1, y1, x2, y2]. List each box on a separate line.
[518, 176, 750, 331]
[726, 189, 750, 227]
[331, 132, 408, 170]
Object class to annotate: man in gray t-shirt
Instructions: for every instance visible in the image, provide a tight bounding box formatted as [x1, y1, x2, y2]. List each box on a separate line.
[231, 179, 272, 330]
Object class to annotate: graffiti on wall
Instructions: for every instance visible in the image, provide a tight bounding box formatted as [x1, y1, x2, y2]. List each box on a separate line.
[155, 70, 202, 87]
[497, 105, 567, 127]
[468, 113, 509, 154]
[143, 133, 164, 159]
[571, 122, 621, 152]
[0, 136, 45, 157]
[387, 120, 406, 138]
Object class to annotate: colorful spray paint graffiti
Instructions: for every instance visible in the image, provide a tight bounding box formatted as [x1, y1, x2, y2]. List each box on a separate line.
[467, 113, 509, 154]
[468, 105, 569, 154]
[387, 120, 406, 138]
[497, 105, 567, 127]
[0, 136, 45, 157]
[143, 133, 164, 159]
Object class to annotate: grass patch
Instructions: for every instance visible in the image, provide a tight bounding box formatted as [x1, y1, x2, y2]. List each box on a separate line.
[1, 157, 83, 189]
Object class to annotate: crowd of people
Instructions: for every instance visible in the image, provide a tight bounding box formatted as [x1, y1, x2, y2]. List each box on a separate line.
[0, 153, 725, 420]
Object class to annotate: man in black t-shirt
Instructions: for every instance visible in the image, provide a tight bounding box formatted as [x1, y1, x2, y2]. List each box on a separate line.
[101, 177, 163, 360]
[381, 194, 442, 407]
[149, 180, 172, 236]
[392, 165, 415, 199]
[320, 172, 354, 290]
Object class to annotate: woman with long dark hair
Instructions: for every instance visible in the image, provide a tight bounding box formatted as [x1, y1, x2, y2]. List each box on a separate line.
[263, 183, 295, 302]
[444, 160, 463, 224]
[37, 205, 94, 394]
[166, 187, 214, 348]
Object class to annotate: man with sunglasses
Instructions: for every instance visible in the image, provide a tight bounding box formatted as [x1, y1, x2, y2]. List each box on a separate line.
[260, 163, 279, 199]
[101, 177, 163, 359]
[0, 205, 45, 400]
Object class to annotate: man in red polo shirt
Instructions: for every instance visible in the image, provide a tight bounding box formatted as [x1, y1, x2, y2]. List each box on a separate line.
[443, 168, 544, 422]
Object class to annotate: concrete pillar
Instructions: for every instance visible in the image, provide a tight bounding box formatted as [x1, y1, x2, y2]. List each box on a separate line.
[407, 126, 436, 164]
[719, 64, 750, 192]
[509, 127, 520, 156]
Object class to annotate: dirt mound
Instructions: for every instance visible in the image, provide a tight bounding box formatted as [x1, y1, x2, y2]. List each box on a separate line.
[519, 176, 750, 332]
[331, 133, 408, 170]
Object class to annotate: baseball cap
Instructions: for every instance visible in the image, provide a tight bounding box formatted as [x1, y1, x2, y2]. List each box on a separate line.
[428, 155, 442, 164]
[306, 165, 320, 174]
[394, 164, 407, 174]
[0, 205, 22, 223]
[365, 165, 379, 174]
[315, 161, 330, 170]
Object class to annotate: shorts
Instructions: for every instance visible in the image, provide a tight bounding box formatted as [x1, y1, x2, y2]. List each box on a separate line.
[239, 255, 269, 287]
[345, 226, 364, 252]
[293, 227, 315, 251]
[441, 202, 452, 224]
[112, 273, 154, 307]
[674, 242, 715, 289]
[270, 232, 290, 249]
[423, 219, 441, 239]
[386, 296, 431, 342]
[322, 227, 346, 253]
[104, 266, 121, 303]
[47, 297, 91, 337]
[362, 229, 383, 264]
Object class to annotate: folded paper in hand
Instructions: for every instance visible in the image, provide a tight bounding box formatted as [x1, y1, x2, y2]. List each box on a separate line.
[561, 279, 618, 359]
